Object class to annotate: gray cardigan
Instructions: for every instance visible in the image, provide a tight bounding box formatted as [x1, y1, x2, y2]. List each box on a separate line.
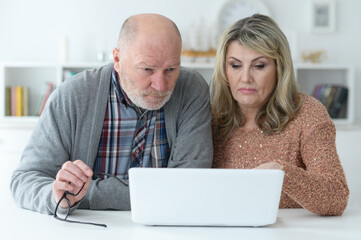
[10, 63, 213, 214]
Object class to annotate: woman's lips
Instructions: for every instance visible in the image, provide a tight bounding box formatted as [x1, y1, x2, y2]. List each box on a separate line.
[238, 88, 257, 94]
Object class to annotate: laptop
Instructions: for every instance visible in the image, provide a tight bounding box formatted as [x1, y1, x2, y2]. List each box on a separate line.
[128, 168, 284, 227]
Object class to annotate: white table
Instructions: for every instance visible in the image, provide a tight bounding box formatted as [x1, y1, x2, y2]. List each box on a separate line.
[1, 128, 361, 240]
[2, 191, 361, 240]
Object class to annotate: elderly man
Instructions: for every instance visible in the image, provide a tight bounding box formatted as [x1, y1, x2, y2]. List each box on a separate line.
[10, 14, 212, 215]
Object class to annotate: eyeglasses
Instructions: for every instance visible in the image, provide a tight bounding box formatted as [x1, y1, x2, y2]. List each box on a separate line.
[54, 182, 107, 228]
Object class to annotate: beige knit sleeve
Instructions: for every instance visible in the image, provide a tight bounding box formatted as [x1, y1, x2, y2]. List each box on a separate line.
[281, 119, 349, 216]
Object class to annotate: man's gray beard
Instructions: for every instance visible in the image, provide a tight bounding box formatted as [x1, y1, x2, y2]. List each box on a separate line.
[129, 89, 173, 110]
[119, 71, 173, 110]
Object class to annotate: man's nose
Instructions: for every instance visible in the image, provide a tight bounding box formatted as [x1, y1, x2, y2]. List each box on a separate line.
[151, 72, 167, 91]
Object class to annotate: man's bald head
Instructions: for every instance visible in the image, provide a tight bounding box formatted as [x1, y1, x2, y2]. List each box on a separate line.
[112, 13, 182, 110]
[116, 13, 182, 51]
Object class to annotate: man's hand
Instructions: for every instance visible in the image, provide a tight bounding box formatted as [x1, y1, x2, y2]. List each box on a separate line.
[52, 160, 93, 208]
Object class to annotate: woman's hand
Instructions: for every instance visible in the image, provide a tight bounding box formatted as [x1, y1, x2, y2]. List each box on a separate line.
[255, 161, 284, 170]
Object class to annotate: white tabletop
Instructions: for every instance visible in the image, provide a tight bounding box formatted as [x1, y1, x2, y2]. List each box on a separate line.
[2, 191, 361, 240]
[2, 153, 361, 240]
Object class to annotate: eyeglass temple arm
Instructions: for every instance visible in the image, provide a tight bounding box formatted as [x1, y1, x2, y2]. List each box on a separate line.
[54, 182, 107, 228]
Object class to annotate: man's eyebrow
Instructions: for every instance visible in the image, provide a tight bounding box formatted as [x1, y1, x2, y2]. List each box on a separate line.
[136, 62, 156, 67]
[169, 61, 181, 67]
[136, 61, 181, 68]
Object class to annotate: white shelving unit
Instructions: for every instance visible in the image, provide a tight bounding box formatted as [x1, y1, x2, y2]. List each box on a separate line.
[294, 63, 354, 125]
[182, 61, 215, 84]
[0, 62, 355, 126]
[59, 63, 105, 82]
[0, 62, 58, 125]
[0, 62, 104, 126]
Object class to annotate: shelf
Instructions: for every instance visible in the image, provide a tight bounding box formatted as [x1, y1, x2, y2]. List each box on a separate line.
[182, 62, 215, 69]
[1, 65, 58, 117]
[294, 63, 352, 70]
[294, 64, 354, 124]
[0, 62, 356, 125]
[0, 62, 100, 120]
[60, 62, 106, 68]
[0, 116, 38, 129]
[335, 123, 361, 131]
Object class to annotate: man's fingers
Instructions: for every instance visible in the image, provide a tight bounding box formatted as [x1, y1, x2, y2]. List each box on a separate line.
[53, 179, 74, 193]
[73, 160, 93, 177]
[53, 160, 92, 209]
[56, 168, 84, 187]
[61, 161, 89, 183]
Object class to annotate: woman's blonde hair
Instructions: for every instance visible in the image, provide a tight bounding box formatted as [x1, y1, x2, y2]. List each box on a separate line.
[211, 14, 301, 137]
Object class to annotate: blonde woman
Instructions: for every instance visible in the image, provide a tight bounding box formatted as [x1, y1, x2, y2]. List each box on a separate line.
[211, 14, 349, 216]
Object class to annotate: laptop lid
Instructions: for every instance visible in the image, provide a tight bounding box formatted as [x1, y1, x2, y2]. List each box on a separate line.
[128, 168, 284, 227]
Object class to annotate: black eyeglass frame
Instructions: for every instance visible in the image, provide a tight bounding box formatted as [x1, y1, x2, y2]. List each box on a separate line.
[54, 182, 107, 228]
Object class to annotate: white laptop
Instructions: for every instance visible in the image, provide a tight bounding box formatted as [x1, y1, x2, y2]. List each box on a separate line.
[128, 168, 284, 227]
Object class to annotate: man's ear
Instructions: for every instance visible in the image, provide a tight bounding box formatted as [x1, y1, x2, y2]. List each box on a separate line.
[113, 48, 121, 72]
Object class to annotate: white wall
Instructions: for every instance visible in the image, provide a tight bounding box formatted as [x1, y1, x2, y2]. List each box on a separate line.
[336, 129, 361, 209]
[0, 0, 360, 121]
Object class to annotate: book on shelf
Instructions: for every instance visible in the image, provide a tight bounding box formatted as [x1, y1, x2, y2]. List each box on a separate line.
[312, 84, 348, 119]
[63, 70, 77, 81]
[11, 87, 16, 116]
[37, 82, 54, 116]
[5, 87, 11, 116]
[312, 84, 323, 99]
[328, 87, 348, 119]
[15, 86, 23, 116]
[5, 86, 29, 117]
[22, 87, 29, 116]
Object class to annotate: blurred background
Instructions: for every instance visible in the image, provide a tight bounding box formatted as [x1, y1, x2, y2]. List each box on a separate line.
[0, 0, 360, 209]
[1, 0, 360, 119]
